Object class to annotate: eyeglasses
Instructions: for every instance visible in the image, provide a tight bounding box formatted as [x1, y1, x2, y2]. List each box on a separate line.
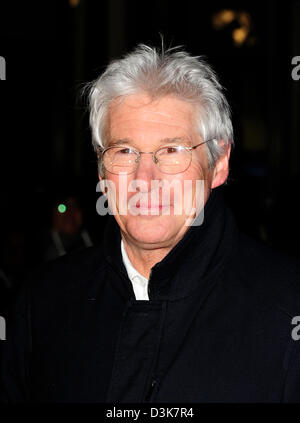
[97, 139, 215, 175]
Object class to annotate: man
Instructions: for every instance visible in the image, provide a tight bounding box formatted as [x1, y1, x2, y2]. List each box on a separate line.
[1, 44, 300, 403]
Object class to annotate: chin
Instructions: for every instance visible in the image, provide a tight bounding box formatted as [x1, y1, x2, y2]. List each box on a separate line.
[122, 215, 180, 246]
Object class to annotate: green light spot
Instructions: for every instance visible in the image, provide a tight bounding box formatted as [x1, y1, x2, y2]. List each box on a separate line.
[58, 204, 67, 213]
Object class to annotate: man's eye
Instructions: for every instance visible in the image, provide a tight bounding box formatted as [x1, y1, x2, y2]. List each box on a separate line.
[165, 147, 179, 154]
[117, 148, 132, 154]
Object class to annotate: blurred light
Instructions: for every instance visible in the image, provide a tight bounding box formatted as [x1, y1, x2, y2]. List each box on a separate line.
[233, 27, 248, 46]
[239, 12, 251, 27]
[69, 0, 80, 7]
[212, 9, 236, 29]
[212, 9, 254, 47]
[58, 204, 67, 213]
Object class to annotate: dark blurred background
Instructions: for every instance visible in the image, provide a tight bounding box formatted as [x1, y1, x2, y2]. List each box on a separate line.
[1, 0, 300, 315]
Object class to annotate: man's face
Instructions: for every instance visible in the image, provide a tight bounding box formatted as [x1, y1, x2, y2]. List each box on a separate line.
[101, 93, 216, 250]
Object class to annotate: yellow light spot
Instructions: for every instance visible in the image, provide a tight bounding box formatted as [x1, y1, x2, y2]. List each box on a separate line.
[220, 9, 235, 24]
[212, 9, 235, 29]
[212, 8, 253, 47]
[233, 27, 248, 46]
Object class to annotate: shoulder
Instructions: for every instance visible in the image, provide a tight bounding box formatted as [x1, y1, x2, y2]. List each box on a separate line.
[238, 233, 300, 284]
[235, 233, 300, 317]
[25, 244, 108, 299]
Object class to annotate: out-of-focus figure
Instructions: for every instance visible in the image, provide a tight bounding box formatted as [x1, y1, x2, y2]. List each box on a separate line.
[42, 195, 93, 262]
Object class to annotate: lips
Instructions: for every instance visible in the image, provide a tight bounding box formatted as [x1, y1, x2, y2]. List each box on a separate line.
[128, 199, 172, 216]
[135, 200, 171, 209]
[135, 195, 171, 208]
[136, 202, 169, 209]
[125, 192, 173, 215]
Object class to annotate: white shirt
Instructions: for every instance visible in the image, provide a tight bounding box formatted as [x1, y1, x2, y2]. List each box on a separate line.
[121, 240, 149, 300]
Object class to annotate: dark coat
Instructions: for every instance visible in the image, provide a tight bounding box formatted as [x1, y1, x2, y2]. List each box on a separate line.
[1, 189, 300, 403]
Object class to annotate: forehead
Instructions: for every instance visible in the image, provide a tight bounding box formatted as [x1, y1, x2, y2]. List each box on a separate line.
[107, 93, 197, 143]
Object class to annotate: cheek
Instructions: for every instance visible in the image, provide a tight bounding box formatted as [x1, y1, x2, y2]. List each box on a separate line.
[186, 156, 214, 189]
[105, 175, 146, 213]
[188, 159, 205, 179]
[182, 164, 212, 210]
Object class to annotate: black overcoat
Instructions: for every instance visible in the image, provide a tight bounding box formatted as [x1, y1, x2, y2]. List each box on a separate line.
[1, 189, 300, 402]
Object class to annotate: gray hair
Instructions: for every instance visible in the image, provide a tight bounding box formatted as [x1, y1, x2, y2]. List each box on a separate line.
[85, 44, 233, 169]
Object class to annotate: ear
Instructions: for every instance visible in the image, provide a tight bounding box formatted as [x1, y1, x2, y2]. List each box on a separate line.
[211, 143, 231, 189]
[98, 173, 108, 196]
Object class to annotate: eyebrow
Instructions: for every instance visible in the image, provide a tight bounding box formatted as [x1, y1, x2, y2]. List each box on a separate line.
[108, 137, 191, 146]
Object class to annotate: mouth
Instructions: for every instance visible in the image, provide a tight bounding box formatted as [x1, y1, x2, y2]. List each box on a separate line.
[129, 201, 172, 215]
[136, 202, 169, 209]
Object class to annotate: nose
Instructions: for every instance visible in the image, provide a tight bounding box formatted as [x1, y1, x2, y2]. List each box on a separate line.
[133, 152, 160, 193]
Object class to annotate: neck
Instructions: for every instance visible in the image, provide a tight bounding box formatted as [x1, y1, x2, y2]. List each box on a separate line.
[121, 236, 174, 279]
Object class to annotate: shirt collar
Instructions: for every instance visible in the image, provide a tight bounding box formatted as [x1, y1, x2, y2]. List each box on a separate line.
[121, 239, 148, 285]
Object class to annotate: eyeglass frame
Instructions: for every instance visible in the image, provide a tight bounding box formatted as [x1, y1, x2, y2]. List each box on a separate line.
[96, 138, 216, 175]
